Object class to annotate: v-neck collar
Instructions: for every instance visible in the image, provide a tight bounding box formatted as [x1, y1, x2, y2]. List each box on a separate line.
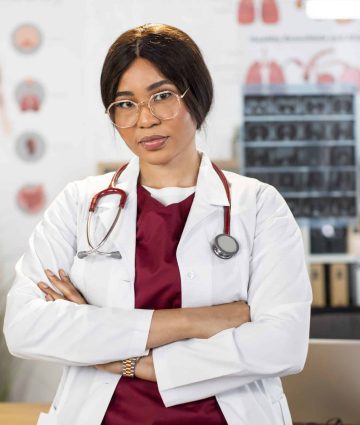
[137, 184, 195, 209]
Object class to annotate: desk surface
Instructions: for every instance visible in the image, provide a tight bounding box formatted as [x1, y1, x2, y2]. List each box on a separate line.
[0, 403, 50, 425]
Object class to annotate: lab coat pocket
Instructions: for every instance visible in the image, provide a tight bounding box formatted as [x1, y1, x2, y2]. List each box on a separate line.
[105, 261, 134, 308]
[261, 378, 292, 425]
[205, 213, 251, 304]
[50, 366, 70, 412]
[210, 243, 250, 304]
[277, 394, 293, 425]
[69, 256, 86, 295]
[80, 258, 132, 307]
[264, 378, 293, 425]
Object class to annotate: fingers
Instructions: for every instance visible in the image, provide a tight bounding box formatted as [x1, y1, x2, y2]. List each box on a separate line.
[37, 269, 88, 304]
[47, 269, 87, 304]
[38, 281, 65, 301]
[44, 269, 70, 295]
[45, 294, 55, 301]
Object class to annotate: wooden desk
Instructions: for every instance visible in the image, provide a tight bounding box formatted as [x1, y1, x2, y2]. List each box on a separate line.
[0, 403, 50, 425]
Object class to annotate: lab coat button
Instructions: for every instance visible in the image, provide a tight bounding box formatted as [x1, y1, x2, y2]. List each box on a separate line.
[187, 271, 196, 280]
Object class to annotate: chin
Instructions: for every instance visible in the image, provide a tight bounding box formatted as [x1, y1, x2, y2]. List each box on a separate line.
[140, 153, 174, 166]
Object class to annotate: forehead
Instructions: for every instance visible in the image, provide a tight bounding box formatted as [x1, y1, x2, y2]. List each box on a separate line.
[117, 57, 170, 90]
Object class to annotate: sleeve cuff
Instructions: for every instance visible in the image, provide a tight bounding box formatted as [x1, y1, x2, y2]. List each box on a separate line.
[128, 309, 154, 357]
[153, 328, 241, 392]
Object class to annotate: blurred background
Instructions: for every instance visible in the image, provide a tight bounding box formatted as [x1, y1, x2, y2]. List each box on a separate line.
[1, 0, 360, 423]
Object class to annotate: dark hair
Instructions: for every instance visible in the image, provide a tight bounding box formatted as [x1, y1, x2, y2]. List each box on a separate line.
[100, 23, 213, 130]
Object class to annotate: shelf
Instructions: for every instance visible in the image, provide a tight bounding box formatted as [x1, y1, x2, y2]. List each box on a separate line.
[244, 140, 356, 147]
[281, 191, 356, 198]
[242, 82, 357, 95]
[307, 254, 360, 264]
[244, 115, 354, 122]
[298, 217, 358, 227]
[244, 165, 356, 172]
[311, 306, 360, 314]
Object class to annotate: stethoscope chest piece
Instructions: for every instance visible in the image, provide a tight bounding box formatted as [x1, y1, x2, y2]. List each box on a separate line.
[212, 234, 239, 259]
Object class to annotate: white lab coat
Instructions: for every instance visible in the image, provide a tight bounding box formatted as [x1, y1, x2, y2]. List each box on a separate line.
[3, 151, 312, 425]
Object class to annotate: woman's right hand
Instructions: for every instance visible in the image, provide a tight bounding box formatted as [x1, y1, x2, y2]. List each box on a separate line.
[191, 301, 251, 339]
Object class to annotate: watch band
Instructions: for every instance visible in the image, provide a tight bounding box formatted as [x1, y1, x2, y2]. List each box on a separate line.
[122, 357, 140, 378]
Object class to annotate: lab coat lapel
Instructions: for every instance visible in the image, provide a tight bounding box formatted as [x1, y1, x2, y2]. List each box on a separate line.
[95, 156, 139, 282]
[94, 152, 229, 279]
[113, 157, 139, 281]
[178, 152, 230, 250]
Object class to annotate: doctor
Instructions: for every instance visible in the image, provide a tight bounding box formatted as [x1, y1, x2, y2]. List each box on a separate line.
[3, 23, 312, 425]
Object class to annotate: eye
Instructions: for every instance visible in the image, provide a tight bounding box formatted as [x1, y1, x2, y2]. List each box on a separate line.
[152, 91, 174, 102]
[115, 100, 136, 109]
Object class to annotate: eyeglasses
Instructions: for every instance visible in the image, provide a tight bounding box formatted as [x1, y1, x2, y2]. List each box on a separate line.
[105, 87, 189, 129]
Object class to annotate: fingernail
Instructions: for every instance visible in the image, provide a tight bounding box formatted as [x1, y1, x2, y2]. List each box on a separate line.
[45, 269, 54, 276]
[38, 283, 48, 289]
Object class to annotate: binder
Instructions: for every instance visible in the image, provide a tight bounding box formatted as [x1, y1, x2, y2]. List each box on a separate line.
[347, 226, 360, 255]
[349, 262, 360, 306]
[329, 263, 349, 307]
[310, 264, 326, 307]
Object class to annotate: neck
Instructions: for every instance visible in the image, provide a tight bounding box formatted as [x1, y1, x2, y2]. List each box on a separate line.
[139, 150, 201, 189]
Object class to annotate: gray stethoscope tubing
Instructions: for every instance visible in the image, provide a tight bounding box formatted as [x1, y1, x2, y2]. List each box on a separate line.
[77, 162, 240, 260]
[77, 207, 123, 259]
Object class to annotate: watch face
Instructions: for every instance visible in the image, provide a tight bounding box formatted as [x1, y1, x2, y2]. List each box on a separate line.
[12, 24, 42, 54]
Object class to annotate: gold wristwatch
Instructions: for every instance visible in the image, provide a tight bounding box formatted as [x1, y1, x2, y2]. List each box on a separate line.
[122, 357, 140, 378]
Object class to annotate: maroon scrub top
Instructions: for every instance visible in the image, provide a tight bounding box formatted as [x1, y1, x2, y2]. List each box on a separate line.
[101, 184, 228, 425]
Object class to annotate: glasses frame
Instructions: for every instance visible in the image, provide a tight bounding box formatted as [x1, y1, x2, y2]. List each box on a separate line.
[105, 87, 190, 129]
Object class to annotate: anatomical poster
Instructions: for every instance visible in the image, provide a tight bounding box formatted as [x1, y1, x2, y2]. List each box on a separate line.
[238, 0, 360, 90]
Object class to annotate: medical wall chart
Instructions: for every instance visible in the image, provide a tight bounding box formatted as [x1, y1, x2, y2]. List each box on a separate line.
[0, 0, 87, 403]
[238, 0, 280, 25]
[15, 131, 46, 162]
[12, 23, 42, 54]
[239, 4, 360, 90]
[16, 184, 46, 214]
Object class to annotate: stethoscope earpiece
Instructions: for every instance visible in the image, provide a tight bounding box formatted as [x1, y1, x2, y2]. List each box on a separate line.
[212, 234, 240, 259]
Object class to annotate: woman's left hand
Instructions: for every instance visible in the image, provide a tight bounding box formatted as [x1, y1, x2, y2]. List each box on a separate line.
[37, 269, 88, 304]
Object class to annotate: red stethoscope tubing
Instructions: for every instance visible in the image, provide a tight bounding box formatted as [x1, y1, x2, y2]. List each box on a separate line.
[89, 161, 232, 235]
[89, 163, 129, 212]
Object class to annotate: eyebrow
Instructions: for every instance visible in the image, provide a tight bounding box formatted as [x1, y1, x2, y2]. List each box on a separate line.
[115, 79, 173, 98]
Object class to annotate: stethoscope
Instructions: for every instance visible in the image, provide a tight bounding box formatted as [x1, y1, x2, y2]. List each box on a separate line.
[77, 162, 240, 260]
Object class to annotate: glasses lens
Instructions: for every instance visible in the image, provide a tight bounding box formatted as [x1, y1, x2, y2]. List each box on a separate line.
[107, 91, 181, 128]
[150, 91, 180, 120]
[108, 100, 138, 128]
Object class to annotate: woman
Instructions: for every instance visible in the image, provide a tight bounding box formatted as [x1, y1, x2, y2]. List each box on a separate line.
[3, 24, 312, 425]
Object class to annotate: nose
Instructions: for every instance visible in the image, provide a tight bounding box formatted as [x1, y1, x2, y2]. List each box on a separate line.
[137, 102, 160, 128]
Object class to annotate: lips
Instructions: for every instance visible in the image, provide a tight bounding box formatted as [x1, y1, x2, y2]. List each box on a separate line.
[139, 135, 168, 151]
[139, 135, 167, 143]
